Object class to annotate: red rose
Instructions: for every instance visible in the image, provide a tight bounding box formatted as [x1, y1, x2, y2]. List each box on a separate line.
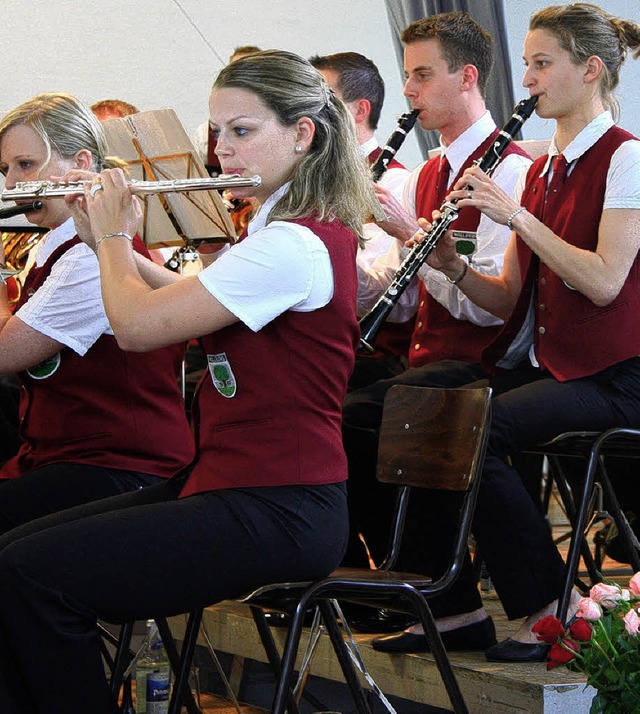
[547, 639, 580, 670]
[569, 618, 593, 642]
[533, 615, 566, 644]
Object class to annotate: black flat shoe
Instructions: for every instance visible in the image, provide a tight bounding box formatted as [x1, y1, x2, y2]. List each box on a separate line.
[485, 638, 550, 662]
[372, 617, 497, 653]
[350, 608, 417, 634]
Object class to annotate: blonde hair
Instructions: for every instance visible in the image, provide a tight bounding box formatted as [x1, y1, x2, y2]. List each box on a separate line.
[213, 50, 377, 243]
[530, 3, 640, 120]
[0, 92, 125, 174]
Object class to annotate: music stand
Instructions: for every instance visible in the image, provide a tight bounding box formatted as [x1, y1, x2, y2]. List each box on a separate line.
[100, 109, 236, 250]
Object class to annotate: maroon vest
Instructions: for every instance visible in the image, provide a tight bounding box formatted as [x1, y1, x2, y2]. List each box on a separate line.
[363, 147, 415, 359]
[181, 217, 359, 497]
[1, 236, 194, 479]
[484, 126, 640, 381]
[409, 132, 528, 368]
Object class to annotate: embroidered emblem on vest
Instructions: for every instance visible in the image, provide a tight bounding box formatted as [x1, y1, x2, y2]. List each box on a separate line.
[452, 230, 477, 258]
[207, 352, 237, 398]
[27, 352, 61, 380]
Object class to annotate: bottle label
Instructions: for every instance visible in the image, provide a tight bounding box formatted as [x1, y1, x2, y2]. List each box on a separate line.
[147, 670, 170, 714]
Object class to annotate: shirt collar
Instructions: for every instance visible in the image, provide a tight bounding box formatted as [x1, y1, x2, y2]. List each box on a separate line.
[540, 111, 614, 176]
[33, 217, 78, 266]
[441, 111, 496, 180]
[360, 136, 379, 159]
[248, 183, 290, 234]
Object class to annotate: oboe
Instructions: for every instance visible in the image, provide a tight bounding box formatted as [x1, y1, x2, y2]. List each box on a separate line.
[1, 174, 261, 202]
[0, 200, 43, 220]
[359, 95, 538, 353]
[371, 109, 420, 182]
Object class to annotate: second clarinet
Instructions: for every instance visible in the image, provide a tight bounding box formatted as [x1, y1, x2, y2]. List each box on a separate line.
[370, 109, 419, 182]
[359, 95, 538, 353]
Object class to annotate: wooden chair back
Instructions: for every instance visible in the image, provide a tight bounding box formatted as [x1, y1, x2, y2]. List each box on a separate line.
[376, 385, 491, 492]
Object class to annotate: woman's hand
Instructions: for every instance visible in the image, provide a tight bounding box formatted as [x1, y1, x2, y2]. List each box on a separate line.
[58, 169, 99, 249]
[83, 169, 143, 249]
[447, 165, 519, 226]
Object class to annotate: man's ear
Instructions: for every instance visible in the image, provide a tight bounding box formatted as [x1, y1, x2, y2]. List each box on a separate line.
[353, 98, 371, 126]
[460, 63, 479, 92]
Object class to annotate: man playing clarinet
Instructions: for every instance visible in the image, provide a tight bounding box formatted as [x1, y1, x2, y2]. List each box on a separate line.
[341, 11, 532, 641]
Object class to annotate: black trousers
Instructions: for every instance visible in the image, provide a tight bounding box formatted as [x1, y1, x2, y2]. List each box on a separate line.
[0, 462, 162, 536]
[0, 479, 347, 714]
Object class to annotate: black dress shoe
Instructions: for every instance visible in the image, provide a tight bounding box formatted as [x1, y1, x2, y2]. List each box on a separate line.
[485, 638, 550, 662]
[350, 608, 417, 634]
[372, 617, 497, 653]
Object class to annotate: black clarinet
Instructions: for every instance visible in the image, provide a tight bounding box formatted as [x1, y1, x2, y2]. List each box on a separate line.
[0, 200, 42, 220]
[359, 95, 538, 353]
[370, 109, 420, 182]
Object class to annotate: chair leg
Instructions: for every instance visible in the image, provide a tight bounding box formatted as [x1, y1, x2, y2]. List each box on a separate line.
[270, 598, 314, 714]
[249, 607, 303, 714]
[317, 600, 373, 714]
[407, 590, 468, 714]
[163, 611, 203, 714]
[599, 467, 640, 572]
[556, 447, 601, 624]
[108, 621, 135, 697]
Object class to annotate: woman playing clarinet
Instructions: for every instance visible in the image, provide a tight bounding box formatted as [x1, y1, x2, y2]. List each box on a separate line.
[377, 2, 640, 663]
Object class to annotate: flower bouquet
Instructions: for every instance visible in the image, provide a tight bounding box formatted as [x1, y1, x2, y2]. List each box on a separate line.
[533, 572, 640, 714]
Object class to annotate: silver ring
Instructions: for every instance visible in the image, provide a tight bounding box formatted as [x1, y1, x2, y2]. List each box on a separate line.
[467, 188, 473, 200]
[90, 183, 103, 197]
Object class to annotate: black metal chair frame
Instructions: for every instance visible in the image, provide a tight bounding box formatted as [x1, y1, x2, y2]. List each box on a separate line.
[528, 428, 640, 623]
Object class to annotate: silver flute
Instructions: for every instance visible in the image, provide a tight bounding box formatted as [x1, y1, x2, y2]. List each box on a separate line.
[1, 174, 261, 201]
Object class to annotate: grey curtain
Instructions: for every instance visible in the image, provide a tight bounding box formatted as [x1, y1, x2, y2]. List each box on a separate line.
[384, 0, 516, 157]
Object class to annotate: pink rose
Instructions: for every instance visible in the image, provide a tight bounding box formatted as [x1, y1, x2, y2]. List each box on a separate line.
[629, 572, 640, 598]
[623, 608, 640, 636]
[576, 596, 602, 621]
[590, 583, 623, 609]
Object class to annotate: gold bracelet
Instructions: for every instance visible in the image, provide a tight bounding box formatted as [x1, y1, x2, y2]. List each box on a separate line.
[95, 232, 133, 250]
[445, 261, 469, 286]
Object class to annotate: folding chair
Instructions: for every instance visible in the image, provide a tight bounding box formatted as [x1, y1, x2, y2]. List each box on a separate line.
[527, 428, 640, 623]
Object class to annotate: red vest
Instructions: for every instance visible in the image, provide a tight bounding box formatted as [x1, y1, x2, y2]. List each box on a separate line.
[409, 132, 528, 368]
[363, 147, 415, 359]
[181, 217, 359, 497]
[1, 236, 194, 479]
[484, 126, 640, 381]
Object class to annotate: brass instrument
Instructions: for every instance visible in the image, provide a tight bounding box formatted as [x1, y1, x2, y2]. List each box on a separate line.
[1, 174, 261, 202]
[359, 95, 539, 353]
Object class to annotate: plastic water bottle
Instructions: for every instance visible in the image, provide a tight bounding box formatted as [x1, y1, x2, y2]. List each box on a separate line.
[135, 620, 171, 714]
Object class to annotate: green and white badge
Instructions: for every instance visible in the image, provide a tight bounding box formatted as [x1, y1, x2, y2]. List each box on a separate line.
[27, 352, 61, 380]
[452, 231, 477, 258]
[207, 353, 237, 398]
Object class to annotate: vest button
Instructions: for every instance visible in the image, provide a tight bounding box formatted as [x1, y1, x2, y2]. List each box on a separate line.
[414, 343, 421, 350]
[419, 300, 425, 308]
[539, 277, 547, 287]
[538, 326, 546, 335]
[417, 321, 423, 328]
[539, 304, 546, 311]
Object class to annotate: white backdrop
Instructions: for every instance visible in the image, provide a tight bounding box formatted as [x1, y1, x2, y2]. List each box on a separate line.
[1, 0, 639, 172]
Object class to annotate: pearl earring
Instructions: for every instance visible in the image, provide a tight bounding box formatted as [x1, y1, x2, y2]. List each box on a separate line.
[295, 145, 303, 154]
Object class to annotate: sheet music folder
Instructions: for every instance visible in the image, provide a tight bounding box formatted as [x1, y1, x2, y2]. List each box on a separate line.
[101, 109, 235, 249]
